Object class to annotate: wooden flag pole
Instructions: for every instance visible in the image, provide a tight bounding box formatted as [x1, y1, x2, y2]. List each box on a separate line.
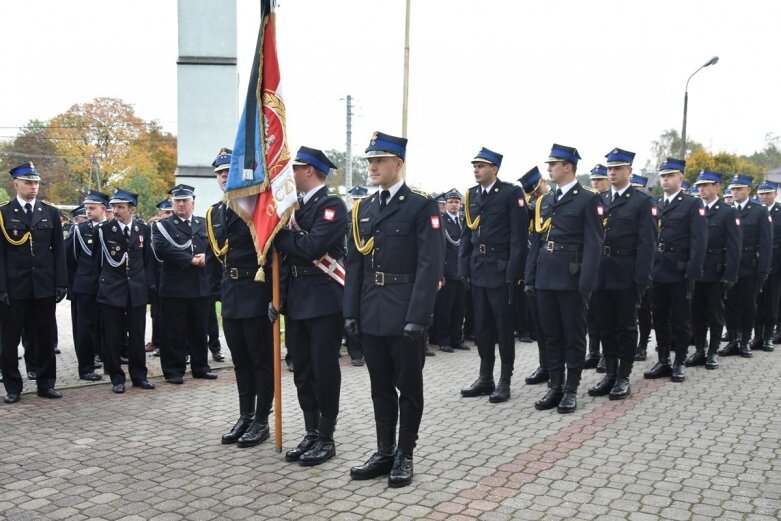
[272, 249, 283, 452]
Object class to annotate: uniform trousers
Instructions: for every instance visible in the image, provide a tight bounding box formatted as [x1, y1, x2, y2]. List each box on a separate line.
[536, 290, 587, 387]
[1, 297, 57, 393]
[207, 296, 221, 354]
[594, 288, 638, 376]
[363, 333, 425, 435]
[434, 279, 466, 347]
[651, 281, 691, 359]
[692, 281, 725, 344]
[471, 285, 515, 369]
[725, 276, 760, 335]
[757, 274, 781, 329]
[638, 290, 652, 340]
[159, 296, 211, 379]
[74, 293, 100, 376]
[286, 313, 342, 421]
[222, 317, 274, 409]
[101, 303, 147, 385]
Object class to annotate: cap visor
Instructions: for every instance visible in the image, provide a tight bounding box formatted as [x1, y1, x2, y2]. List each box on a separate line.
[605, 161, 631, 167]
[693, 179, 717, 185]
[658, 168, 683, 175]
[364, 150, 397, 159]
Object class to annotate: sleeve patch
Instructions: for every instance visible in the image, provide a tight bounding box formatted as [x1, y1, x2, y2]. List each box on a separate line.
[430, 216, 441, 230]
[698, 207, 706, 217]
[517, 197, 525, 208]
[597, 205, 604, 216]
[651, 206, 658, 217]
[323, 208, 335, 222]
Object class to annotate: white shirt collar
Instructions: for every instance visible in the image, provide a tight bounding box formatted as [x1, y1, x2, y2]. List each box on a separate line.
[611, 184, 630, 199]
[448, 212, 459, 221]
[302, 184, 326, 205]
[557, 179, 578, 197]
[704, 198, 718, 209]
[379, 179, 405, 204]
[479, 180, 497, 194]
[665, 190, 682, 204]
[17, 196, 35, 209]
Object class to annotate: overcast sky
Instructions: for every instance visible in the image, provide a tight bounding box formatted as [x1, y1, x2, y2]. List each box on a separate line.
[2, 0, 779, 191]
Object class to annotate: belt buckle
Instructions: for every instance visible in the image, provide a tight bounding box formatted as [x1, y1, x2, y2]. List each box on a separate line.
[291, 266, 298, 277]
[603, 246, 611, 257]
[546, 241, 554, 252]
[374, 271, 385, 286]
[229, 267, 239, 279]
[658, 243, 666, 253]
[479, 244, 487, 254]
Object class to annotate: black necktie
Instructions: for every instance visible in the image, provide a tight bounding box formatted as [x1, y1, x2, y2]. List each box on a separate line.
[554, 188, 562, 204]
[663, 199, 669, 209]
[613, 192, 619, 203]
[24, 202, 32, 215]
[123, 227, 130, 241]
[380, 190, 390, 211]
[185, 219, 191, 227]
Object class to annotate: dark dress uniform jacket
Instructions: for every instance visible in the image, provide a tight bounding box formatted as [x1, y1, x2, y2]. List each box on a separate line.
[525, 183, 603, 291]
[736, 201, 772, 277]
[766, 202, 781, 274]
[442, 212, 462, 280]
[207, 203, 269, 320]
[67, 221, 101, 296]
[274, 186, 347, 321]
[94, 219, 153, 308]
[652, 192, 707, 284]
[701, 200, 741, 283]
[0, 199, 67, 299]
[458, 181, 528, 288]
[152, 214, 211, 298]
[597, 187, 657, 290]
[344, 184, 444, 336]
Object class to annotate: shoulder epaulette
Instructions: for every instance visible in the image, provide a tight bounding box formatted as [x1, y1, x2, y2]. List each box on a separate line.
[409, 188, 430, 199]
[582, 186, 598, 194]
[41, 199, 56, 207]
[0, 200, 9, 208]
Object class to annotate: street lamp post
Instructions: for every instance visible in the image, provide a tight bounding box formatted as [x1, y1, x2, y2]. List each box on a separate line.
[681, 56, 719, 158]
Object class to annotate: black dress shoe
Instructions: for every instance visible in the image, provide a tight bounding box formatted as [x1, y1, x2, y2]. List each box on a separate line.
[718, 341, 739, 356]
[237, 421, 270, 448]
[133, 380, 155, 390]
[534, 387, 563, 411]
[525, 367, 549, 385]
[4, 393, 20, 404]
[424, 347, 435, 357]
[761, 341, 775, 352]
[165, 376, 184, 384]
[193, 371, 218, 380]
[671, 362, 686, 382]
[518, 336, 533, 343]
[120, 356, 129, 365]
[212, 352, 226, 362]
[739, 343, 753, 358]
[684, 350, 706, 367]
[351, 358, 365, 367]
[439, 345, 454, 353]
[634, 347, 647, 361]
[286, 361, 294, 372]
[79, 372, 103, 382]
[609, 377, 631, 400]
[583, 354, 600, 370]
[557, 387, 577, 414]
[223, 416, 255, 445]
[705, 352, 719, 369]
[37, 388, 63, 399]
[112, 383, 126, 394]
[595, 357, 606, 373]
[350, 451, 395, 480]
[153, 347, 160, 357]
[285, 433, 319, 461]
[299, 439, 336, 466]
[388, 451, 414, 488]
[488, 379, 511, 403]
[587, 376, 616, 397]
[643, 361, 672, 379]
[460, 377, 495, 397]
[27, 371, 37, 380]
[453, 344, 470, 351]
[54, 347, 61, 354]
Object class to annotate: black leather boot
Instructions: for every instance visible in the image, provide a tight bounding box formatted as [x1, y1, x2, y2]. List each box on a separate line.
[222, 396, 255, 444]
[588, 358, 616, 397]
[534, 371, 563, 410]
[609, 361, 631, 400]
[671, 356, 686, 382]
[584, 335, 600, 369]
[388, 431, 415, 488]
[237, 401, 270, 448]
[643, 345, 672, 378]
[761, 329, 774, 352]
[489, 364, 512, 403]
[285, 411, 319, 462]
[739, 328, 753, 358]
[596, 355, 606, 373]
[635, 334, 649, 361]
[461, 360, 495, 397]
[525, 366, 549, 385]
[685, 337, 707, 367]
[350, 425, 396, 480]
[557, 386, 577, 414]
[749, 324, 763, 351]
[300, 416, 336, 466]
[718, 329, 740, 356]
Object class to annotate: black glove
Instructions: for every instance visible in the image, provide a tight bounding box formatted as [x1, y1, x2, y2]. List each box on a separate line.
[268, 302, 279, 323]
[524, 285, 536, 298]
[55, 287, 67, 303]
[403, 322, 426, 342]
[685, 278, 696, 300]
[720, 280, 735, 293]
[344, 318, 360, 338]
[0, 291, 9, 307]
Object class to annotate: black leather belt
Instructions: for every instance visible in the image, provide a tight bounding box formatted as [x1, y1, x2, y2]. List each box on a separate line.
[657, 243, 687, 253]
[742, 246, 759, 252]
[545, 241, 580, 253]
[365, 271, 415, 286]
[602, 246, 635, 257]
[477, 243, 507, 254]
[225, 267, 257, 280]
[291, 265, 322, 277]
[707, 248, 726, 254]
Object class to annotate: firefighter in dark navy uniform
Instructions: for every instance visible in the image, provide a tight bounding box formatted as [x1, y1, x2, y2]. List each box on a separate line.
[752, 180, 781, 352]
[588, 149, 656, 401]
[458, 148, 529, 404]
[344, 131, 444, 488]
[207, 148, 274, 448]
[686, 171, 741, 369]
[630, 174, 654, 361]
[273, 146, 347, 466]
[0, 162, 68, 403]
[518, 167, 550, 386]
[345, 185, 369, 366]
[525, 144, 603, 414]
[152, 184, 218, 384]
[585, 163, 610, 373]
[719, 174, 772, 358]
[94, 189, 155, 393]
[643, 158, 707, 383]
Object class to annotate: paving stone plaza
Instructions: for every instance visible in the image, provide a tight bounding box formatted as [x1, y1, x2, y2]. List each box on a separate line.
[1, 304, 780, 521]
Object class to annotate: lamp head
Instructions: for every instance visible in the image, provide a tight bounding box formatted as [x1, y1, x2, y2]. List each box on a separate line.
[704, 56, 719, 67]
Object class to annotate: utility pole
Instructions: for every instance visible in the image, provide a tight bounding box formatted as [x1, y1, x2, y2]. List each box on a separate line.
[345, 94, 353, 196]
[401, 0, 411, 177]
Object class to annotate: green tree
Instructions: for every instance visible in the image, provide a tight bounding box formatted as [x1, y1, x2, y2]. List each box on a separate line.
[324, 149, 367, 190]
[685, 148, 765, 189]
[0, 185, 9, 203]
[648, 129, 703, 170]
[743, 135, 781, 171]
